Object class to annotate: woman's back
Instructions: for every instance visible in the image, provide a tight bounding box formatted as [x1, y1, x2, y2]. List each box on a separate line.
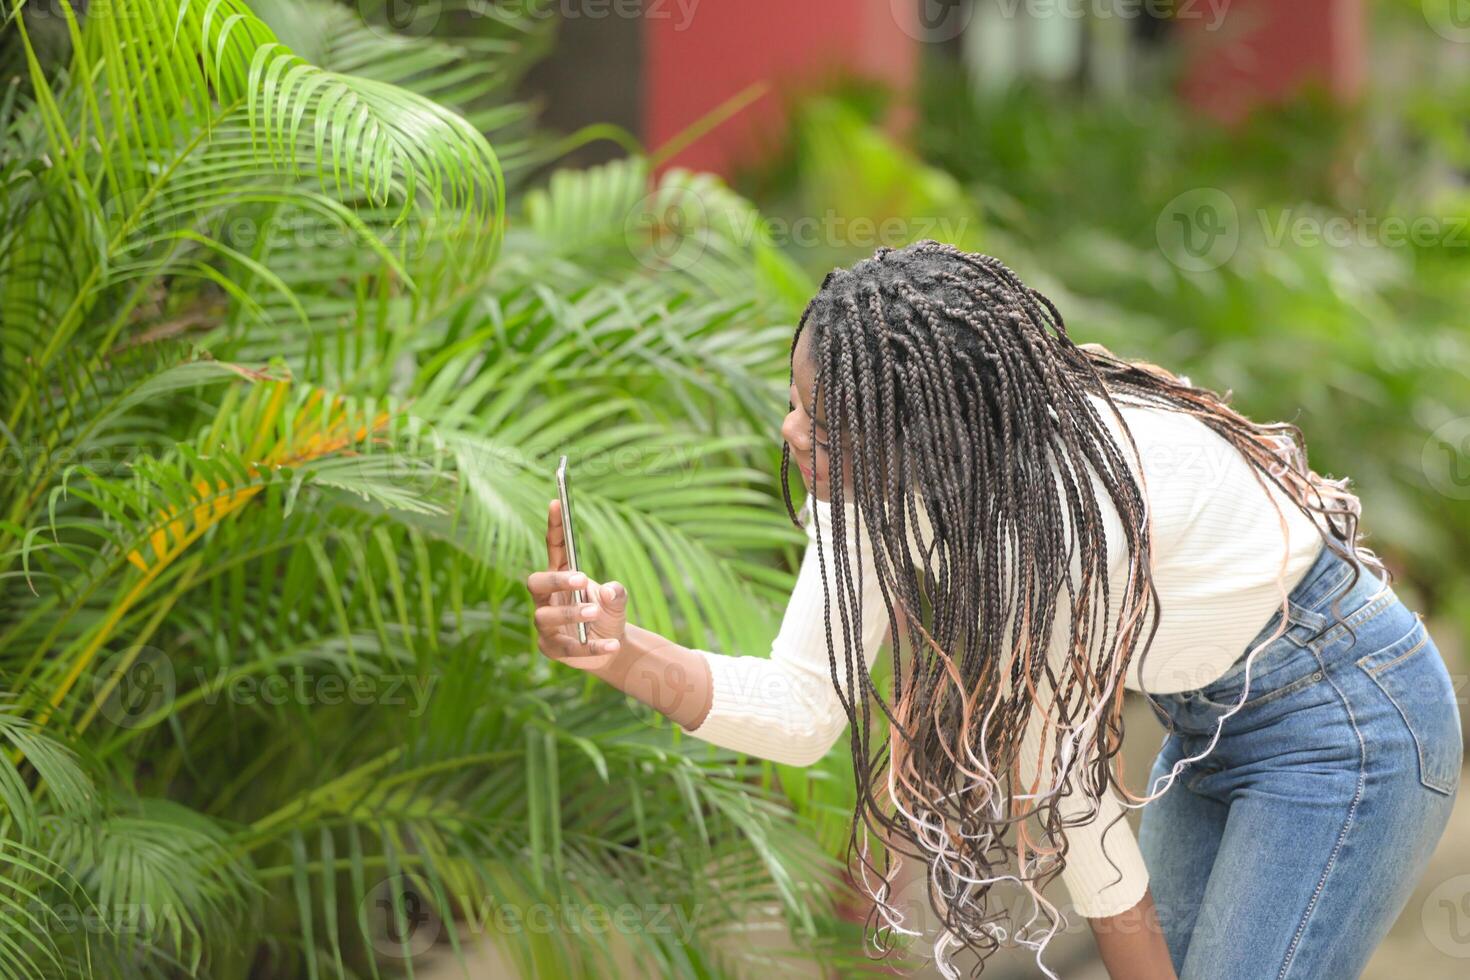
[1081, 391, 1329, 695]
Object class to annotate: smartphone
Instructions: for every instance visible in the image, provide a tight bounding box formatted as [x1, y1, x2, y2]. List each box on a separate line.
[555, 454, 588, 644]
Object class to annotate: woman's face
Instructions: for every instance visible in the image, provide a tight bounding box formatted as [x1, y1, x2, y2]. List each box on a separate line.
[781, 330, 854, 501]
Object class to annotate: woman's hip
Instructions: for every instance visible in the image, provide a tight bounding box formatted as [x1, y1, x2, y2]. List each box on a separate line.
[1146, 542, 1463, 799]
[1139, 543, 1464, 977]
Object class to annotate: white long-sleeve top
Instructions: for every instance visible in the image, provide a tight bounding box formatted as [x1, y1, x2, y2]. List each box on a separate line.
[682, 391, 1329, 918]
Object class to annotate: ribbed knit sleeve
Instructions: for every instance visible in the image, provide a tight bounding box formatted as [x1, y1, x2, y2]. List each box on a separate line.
[1015, 674, 1151, 918]
[1017, 437, 1152, 922]
[681, 494, 893, 767]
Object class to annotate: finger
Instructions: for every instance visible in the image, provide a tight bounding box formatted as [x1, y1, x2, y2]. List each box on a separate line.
[539, 631, 620, 660]
[534, 601, 601, 631]
[595, 581, 628, 616]
[545, 498, 569, 572]
[526, 569, 589, 604]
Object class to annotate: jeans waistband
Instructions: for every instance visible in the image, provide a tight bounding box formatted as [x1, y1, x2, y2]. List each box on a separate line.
[1243, 539, 1391, 656]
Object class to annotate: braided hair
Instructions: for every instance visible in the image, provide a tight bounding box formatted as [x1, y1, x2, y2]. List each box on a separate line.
[779, 241, 1380, 975]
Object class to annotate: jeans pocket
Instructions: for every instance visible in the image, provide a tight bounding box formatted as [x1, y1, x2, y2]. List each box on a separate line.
[1195, 664, 1322, 715]
[1194, 630, 1323, 712]
[1355, 617, 1464, 796]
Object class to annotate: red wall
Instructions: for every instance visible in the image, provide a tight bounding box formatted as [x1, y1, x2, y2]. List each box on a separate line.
[643, 0, 918, 177]
[1177, 0, 1364, 124]
[643, 0, 1364, 172]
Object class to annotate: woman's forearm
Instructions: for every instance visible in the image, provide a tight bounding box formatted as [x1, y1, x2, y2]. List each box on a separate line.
[589, 622, 713, 731]
[1088, 887, 1178, 980]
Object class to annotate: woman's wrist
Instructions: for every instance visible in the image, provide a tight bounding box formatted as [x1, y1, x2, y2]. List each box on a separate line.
[590, 622, 713, 731]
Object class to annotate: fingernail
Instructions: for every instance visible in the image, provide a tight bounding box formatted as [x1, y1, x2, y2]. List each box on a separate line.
[582, 604, 598, 617]
[569, 573, 586, 586]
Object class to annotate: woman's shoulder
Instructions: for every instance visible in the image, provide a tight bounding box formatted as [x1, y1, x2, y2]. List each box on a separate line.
[1080, 388, 1331, 550]
[1079, 389, 1273, 539]
[1081, 389, 1227, 464]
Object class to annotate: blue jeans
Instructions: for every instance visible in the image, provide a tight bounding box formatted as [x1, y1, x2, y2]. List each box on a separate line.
[1137, 541, 1463, 979]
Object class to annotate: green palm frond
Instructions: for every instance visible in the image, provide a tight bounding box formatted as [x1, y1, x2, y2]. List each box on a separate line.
[229, 647, 848, 980]
[0, 835, 103, 980]
[0, 365, 446, 755]
[47, 796, 257, 976]
[0, 700, 93, 841]
[0, 0, 504, 426]
[254, 0, 555, 163]
[0, 3, 864, 977]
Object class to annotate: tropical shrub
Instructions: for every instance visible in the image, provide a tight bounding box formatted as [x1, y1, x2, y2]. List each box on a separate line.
[0, 2, 877, 977]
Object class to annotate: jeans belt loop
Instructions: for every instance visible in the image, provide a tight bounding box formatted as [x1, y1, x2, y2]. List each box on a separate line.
[1283, 599, 1329, 647]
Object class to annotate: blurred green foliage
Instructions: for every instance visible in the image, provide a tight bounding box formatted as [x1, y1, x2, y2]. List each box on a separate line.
[734, 11, 1470, 654]
[0, 2, 876, 976]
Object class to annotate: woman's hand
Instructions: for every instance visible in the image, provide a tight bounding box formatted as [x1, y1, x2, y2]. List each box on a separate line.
[526, 499, 628, 672]
[523, 500, 715, 728]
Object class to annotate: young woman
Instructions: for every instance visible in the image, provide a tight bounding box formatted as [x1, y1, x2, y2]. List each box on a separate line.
[526, 241, 1462, 979]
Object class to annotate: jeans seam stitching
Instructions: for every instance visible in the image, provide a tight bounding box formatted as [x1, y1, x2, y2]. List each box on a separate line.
[1199, 664, 1326, 712]
[1364, 635, 1428, 676]
[1355, 643, 1457, 796]
[1308, 590, 1396, 655]
[1276, 654, 1367, 980]
[1233, 672, 1318, 710]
